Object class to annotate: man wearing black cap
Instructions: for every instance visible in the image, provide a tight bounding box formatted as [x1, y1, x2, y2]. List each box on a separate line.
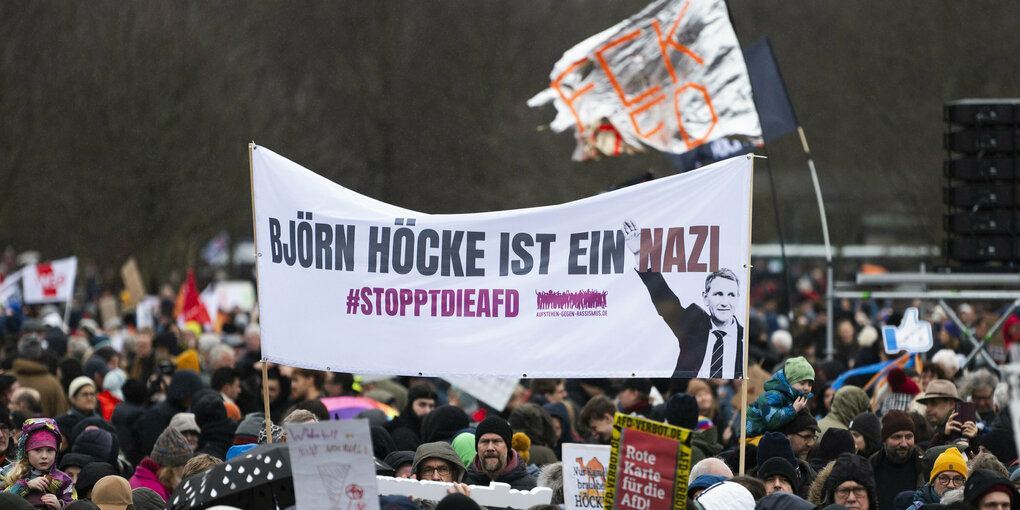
[868, 410, 924, 510]
[466, 416, 536, 490]
[758, 456, 798, 495]
[779, 410, 820, 460]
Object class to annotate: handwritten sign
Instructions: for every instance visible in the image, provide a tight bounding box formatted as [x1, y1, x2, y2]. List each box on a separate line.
[286, 419, 380, 510]
[563, 443, 610, 510]
[604, 413, 692, 510]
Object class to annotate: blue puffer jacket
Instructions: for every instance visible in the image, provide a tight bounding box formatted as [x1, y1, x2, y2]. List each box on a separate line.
[745, 369, 812, 437]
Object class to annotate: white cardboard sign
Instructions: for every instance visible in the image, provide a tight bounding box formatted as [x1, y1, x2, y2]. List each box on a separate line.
[286, 419, 380, 510]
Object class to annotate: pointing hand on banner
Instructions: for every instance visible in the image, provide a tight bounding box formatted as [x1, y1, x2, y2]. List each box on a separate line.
[623, 220, 641, 268]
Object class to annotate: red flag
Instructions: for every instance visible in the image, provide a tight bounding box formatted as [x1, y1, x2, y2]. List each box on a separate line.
[174, 270, 212, 327]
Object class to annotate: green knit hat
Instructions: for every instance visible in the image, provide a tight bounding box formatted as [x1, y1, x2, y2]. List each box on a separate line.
[784, 356, 815, 385]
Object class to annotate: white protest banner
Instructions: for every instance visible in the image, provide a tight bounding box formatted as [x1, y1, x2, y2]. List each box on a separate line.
[252, 145, 752, 378]
[286, 419, 380, 510]
[562, 443, 610, 510]
[21, 256, 77, 304]
[528, 0, 761, 161]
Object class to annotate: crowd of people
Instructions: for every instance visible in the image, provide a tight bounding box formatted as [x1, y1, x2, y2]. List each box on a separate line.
[0, 265, 1016, 510]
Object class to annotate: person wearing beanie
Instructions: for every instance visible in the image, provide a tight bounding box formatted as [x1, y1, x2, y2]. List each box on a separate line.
[75, 462, 117, 500]
[779, 410, 821, 460]
[688, 474, 728, 500]
[818, 386, 871, 437]
[810, 428, 857, 473]
[131, 487, 166, 510]
[758, 456, 799, 495]
[385, 383, 438, 451]
[58, 452, 93, 483]
[92, 475, 134, 510]
[755, 431, 816, 499]
[466, 416, 536, 490]
[190, 391, 236, 460]
[911, 447, 968, 508]
[963, 469, 1019, 509]
[71, 427, 117, 465]
[666, 393, 724, 469]
[421, 405, 471, 444]
[745, 356, 814, 438]
[169, 413, 201, 451]
[0, 417, 76, 508]
[128, 426, 193, 500]
[56, 375, 100, 447]
[97, 368, 127, 421]
[810, 452, 878, 509]
[868, 409, 924, 510]
[878, 367, 921, 416]
[383, 450, 415, 478]
[849, 412, 881, 458]
[232, 412, 265, 445]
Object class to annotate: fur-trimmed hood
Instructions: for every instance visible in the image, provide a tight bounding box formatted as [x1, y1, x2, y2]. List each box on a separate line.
[808, 452, 878, 509]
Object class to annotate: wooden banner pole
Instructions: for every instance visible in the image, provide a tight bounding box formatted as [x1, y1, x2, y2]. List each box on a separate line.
[738, 154, 757, 475]
[249, 142, 273, 444]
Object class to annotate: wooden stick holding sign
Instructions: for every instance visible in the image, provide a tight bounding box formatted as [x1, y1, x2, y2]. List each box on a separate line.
[249, 142, 274, 444]
[738, 154, 758, 475]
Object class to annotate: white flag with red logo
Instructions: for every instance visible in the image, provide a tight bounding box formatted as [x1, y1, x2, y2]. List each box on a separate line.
[22, 257, 78, 304]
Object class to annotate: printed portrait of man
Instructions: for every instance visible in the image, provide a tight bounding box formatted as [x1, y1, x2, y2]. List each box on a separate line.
[624, 220, 744, 378]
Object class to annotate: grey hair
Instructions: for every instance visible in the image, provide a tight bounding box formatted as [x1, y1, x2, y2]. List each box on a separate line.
[993, 382, 1011, 412]
[958, 368, 999, 399]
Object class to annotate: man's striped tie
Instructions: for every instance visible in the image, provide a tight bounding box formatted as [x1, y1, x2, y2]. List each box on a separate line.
[710, 330, 725, 378]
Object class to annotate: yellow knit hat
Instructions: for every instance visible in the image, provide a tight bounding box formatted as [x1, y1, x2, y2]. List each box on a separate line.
[175, 349, 200, 373]
[930, 447, 968, 483]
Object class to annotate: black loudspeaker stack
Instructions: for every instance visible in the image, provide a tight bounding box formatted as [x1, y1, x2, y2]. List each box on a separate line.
[943, 99, 1020, 270]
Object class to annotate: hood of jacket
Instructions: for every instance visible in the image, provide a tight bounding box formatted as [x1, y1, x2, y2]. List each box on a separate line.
[411, 441, 466, 483]
[756, 492, 816, 510]
[692, 426, 724, 457]
[827, 386, 870, 426]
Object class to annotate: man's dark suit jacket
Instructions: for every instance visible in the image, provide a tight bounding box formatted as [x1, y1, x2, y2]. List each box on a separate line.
[637, 270, 744, 378]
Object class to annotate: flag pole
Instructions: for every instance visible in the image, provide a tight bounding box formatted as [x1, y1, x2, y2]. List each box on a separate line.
[796, 127, 835, 362]
[248, 142, 273, 444]
[739, 154, 757, 475]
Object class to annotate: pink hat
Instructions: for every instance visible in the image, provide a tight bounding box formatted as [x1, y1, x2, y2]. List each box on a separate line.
[26, 429, 59, 451]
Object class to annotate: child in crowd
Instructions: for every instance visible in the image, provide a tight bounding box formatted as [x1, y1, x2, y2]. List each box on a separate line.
[745, 356, 815, 438]
[0, 417, 76, 508]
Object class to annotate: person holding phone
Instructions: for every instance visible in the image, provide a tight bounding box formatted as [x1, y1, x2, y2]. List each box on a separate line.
[917, 379, 979, 449]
